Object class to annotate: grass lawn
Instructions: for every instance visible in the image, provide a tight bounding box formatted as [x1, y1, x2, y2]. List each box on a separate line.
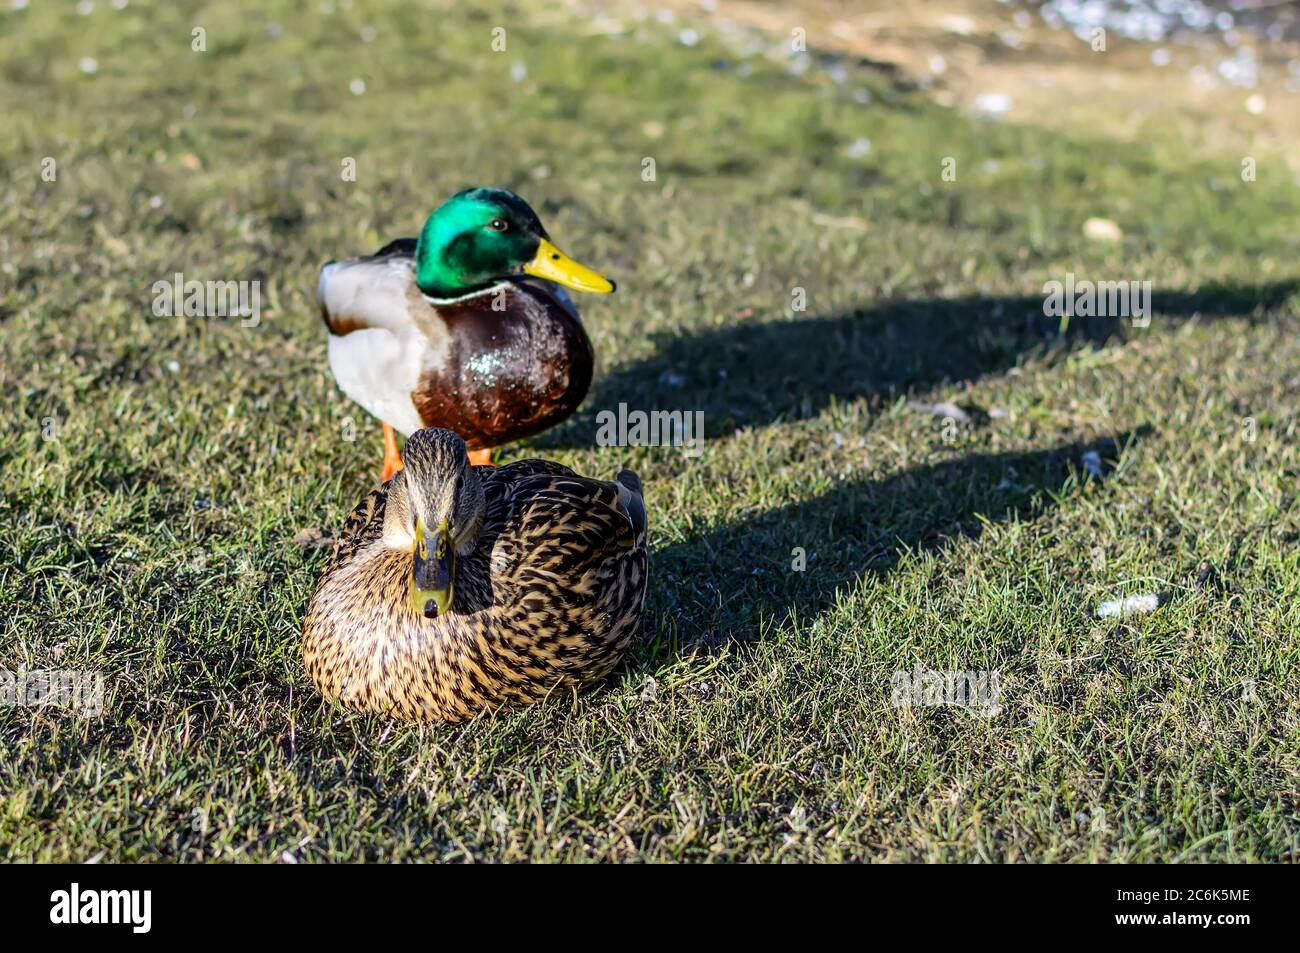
[1, 0, 1298, 862]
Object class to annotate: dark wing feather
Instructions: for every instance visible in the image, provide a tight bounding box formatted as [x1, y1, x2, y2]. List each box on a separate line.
[492, 470, 644, 575]
[616, 469, 647, 544]
[372, 237, 418, 258]
[329, 484, 387, 571]
[478, 470, 649, 679]
[485, 459, 578, 481]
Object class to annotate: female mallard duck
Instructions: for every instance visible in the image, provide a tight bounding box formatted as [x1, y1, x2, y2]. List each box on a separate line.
[317, 187, 615, 481]
[303, 428, 648, 723]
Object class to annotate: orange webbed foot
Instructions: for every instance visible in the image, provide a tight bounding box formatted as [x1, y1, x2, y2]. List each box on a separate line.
[379, 421, 404, 483]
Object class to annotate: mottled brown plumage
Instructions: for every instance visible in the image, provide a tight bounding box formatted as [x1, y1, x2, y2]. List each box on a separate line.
[302, 429, 648, 723]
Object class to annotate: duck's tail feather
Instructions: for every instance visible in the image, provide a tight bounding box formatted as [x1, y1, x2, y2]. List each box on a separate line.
[615, 469, 647, 545]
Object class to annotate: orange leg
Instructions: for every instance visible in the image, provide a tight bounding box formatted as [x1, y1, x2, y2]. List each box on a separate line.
[379, 421, 404, 483]
[467, 447, 494, 467]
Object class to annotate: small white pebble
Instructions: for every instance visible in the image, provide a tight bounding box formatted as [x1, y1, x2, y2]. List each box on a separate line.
[1097, 593, 1161, 619]
[939, 14, 976, 35]
[1083, 217, 1123, 242]
[974, 92, 1013, 117]
[166, 360, 180, 373]
[843, 137, 871, 159]
[79, 57, 99, 75]
[908, 400, 971, 423]
[639, 677, 659, 703]
[348, 78, 365, 95]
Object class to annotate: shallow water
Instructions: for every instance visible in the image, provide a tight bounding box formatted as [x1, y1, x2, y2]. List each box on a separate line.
[1027, 0, 1300, 46]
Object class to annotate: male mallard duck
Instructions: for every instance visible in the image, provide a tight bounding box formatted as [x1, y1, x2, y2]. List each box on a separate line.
[302, 428, 648, 722]
[317, 187, 615, 481]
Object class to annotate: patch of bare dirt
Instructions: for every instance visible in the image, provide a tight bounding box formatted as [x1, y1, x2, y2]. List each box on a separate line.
[570, 0, 1300, 171]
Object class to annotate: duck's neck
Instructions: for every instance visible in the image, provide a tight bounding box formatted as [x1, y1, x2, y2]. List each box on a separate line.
[415, 251, 495, 300]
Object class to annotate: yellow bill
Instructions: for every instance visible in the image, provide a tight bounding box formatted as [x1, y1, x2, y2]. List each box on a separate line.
[410, 518, 454, 618]
[523, 238, 615, 294]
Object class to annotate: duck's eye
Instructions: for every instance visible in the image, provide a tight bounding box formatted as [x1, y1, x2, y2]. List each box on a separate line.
[488, 218, 508, 232]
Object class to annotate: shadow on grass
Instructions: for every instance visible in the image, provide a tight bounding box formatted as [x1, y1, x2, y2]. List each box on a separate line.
[642, 430, 1146, 653]
[540, 281, 1295, 449]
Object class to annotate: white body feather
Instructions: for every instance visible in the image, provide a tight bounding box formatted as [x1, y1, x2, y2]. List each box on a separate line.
[327, 330, 426, 436]
[319, 254, 432, 437]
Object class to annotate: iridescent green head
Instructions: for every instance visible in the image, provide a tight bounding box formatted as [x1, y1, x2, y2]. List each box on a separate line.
[414, 187, 615, 299]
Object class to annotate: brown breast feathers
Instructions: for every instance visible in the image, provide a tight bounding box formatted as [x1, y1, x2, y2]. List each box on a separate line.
[412, 282, 594, 449]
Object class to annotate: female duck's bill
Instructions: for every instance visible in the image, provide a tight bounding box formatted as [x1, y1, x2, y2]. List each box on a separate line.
[410, 517, 454, 619]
